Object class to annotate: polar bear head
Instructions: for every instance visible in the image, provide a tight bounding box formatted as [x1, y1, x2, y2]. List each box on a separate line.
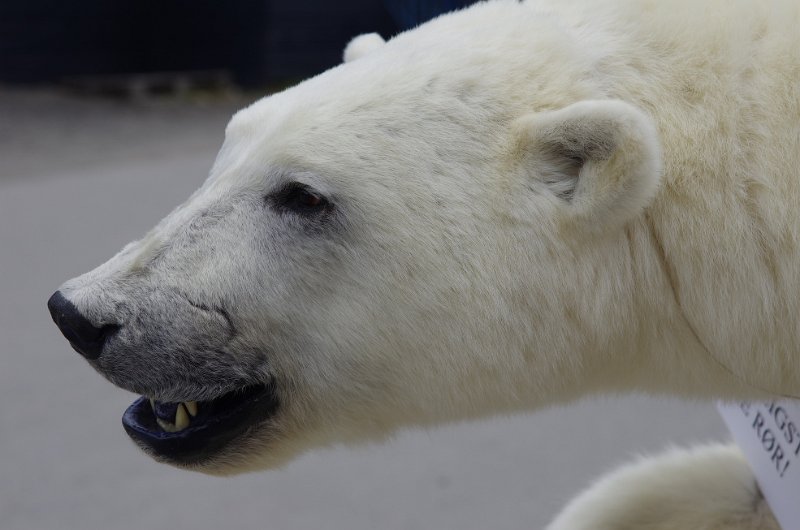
[48, 2, 664, 474]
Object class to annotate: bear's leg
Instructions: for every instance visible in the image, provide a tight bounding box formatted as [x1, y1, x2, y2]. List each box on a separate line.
[547, 444, 779, 530]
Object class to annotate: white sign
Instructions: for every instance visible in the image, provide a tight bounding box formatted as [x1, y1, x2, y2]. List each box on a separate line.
[718, 400, 800, 530]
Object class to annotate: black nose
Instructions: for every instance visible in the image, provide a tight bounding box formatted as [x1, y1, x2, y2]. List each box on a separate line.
[47, 291, 118, 360]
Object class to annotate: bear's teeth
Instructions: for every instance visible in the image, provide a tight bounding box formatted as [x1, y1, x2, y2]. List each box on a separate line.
[184, 401, 198, 417]
[153, 403, 191, 432]
[156, 418, 179, 432]
[174, 403, 190, 431]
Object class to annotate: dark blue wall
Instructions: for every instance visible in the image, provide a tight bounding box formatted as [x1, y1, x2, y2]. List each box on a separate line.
[0, 0, 475, 87]
[382, 0, 474, 30]
[0, 0, 395, 86]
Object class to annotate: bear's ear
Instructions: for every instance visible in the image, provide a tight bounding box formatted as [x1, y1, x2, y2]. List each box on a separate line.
[516, 100, 662, 235]
[343, 33, 387, 63]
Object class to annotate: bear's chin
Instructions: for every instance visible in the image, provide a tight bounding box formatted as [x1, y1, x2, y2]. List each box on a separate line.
[121, 382, 280, 468]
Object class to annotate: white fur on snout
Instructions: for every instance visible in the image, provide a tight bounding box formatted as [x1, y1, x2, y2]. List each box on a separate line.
[127, 233, 166, 273]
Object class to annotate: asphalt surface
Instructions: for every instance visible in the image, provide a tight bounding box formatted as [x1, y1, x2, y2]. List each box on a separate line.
[0, 89, 729, 530]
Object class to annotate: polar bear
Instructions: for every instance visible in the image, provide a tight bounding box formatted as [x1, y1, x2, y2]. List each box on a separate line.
[48, 0, 799, 528]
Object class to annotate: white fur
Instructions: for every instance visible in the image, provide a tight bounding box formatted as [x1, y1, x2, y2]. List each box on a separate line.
[343, 33, 386, 62]
[547, 444, 780, 530]
[516, 99, 663, 236]
[57, 0, 800, 527]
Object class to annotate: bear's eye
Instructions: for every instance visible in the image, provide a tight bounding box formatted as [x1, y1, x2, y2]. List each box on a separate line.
[268, 182, 332, 217]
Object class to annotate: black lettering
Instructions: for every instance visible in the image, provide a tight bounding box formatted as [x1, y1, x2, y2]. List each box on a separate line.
[762, 429, 776, 452]
[787, 421, 797, 445]
[772, 444, 785, 475]
[740, 402, 751, 417]
[753, 412, 766, 437]
[774, 406, 788, 432]
[794, 430, 800, 457]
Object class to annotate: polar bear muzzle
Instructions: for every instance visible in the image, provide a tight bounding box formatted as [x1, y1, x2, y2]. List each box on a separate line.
[47, 290, 119, 360]
[48, 279, 281, 468]
[122, 383, 279, 466]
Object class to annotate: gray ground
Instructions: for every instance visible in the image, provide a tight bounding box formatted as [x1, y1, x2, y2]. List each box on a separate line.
[0, 89, 729, 530]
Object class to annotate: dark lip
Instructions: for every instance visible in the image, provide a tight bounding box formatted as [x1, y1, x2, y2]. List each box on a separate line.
[122, 382, 279, 466]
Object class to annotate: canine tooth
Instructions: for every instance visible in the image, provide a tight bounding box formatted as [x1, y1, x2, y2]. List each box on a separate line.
[174, 403, 190, 431]
[184, 401, 198, 417]
[156, 418, 179, 432]
[149, 398, 155, 410]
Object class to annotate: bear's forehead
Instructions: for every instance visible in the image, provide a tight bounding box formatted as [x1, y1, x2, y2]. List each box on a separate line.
[225, 66, 431, 140]
[217, 77, 483, 187]
[222, 1, 556, 141]
[211, 1, 588, 191]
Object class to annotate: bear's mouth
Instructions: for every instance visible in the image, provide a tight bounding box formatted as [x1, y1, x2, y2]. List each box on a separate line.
[122, 382, 279, 465]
